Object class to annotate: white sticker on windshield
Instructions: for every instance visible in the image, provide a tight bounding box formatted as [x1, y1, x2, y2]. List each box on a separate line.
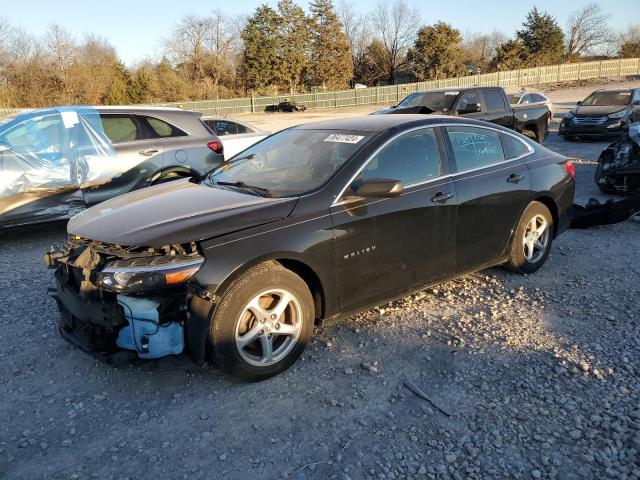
[60, 111, 79, 129]
[444, 91, 459, 95]
[324, 134, 365, 144]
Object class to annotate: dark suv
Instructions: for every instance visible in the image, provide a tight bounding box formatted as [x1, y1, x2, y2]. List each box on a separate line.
[0, 106, 224, 228]
[559, 88, 640, 139]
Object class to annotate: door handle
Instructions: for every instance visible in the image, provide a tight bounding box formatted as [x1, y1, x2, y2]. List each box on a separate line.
[507, 173, 525, 183]
[139, 149, 159, 156]
[431, 192, 454, 203]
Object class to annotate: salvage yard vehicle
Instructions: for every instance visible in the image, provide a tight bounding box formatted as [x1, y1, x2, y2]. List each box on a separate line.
[275, 101, 307, 112]
[201, 116, 270, 159]
[375, 87, 551, 143]
[595, 121, 640, 194]
[559, 88, 640, 140]
[47, 115, 575, 380]
[0, 106, 224, 228]
[507, 89, 554, 116]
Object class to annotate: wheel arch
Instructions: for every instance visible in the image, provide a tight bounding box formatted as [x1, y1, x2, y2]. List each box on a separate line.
[532, 194, 559, 237]
[211, 253, 328, 322]
[147, 165, 199, 186]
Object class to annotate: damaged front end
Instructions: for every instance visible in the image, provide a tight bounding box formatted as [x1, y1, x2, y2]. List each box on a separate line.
[595, 122, 640, 194]
[46, 236, 210, 364]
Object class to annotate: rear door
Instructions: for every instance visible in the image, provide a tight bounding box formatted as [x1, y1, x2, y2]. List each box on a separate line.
[81, 113, 164, 206]
[331, 127, 457, 311]
[483, 89, 513, 129]
[444, 125, 532, 272]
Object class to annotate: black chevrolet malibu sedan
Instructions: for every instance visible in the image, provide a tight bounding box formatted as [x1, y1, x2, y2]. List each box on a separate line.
[47, 115, 575, 380]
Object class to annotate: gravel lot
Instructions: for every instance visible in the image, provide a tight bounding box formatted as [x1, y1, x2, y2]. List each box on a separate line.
[1, 79, 639, 480]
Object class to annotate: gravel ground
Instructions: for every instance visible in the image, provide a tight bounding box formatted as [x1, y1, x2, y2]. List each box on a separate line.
[1, 80, 639, 480]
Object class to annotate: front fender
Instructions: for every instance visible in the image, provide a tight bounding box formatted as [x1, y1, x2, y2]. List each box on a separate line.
[194, 209, 338, 317]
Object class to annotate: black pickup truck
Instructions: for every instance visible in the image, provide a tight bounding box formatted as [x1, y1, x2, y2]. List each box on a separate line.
[375, 86, 551, 142]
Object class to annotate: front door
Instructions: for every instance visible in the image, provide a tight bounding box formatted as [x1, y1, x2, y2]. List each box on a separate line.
[443, 125, 532, 272]
[330, 127, 457, 312]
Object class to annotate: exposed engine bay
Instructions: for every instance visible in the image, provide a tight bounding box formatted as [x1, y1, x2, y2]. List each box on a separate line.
[45, 236, 211, 364]
[595, 122, 640, 194]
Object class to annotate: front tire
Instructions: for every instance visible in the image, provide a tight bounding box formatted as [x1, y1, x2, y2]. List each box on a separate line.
[505, 202, 554, 274]
[208, 262, 314, 381]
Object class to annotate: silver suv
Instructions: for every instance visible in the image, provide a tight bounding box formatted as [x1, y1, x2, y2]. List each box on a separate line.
[0, 106, 224, 228]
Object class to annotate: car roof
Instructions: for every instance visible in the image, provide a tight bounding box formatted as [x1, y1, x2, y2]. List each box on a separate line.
[410, 86, 500, 94]
[293, 114, 488, 133]
[14, 105, 200, 118]
[592, 88, 635, 93]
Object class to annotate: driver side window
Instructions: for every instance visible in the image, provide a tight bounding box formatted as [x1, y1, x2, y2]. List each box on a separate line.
[357, 128, 442, 186]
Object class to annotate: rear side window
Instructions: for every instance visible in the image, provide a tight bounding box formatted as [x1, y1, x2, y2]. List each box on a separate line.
[359, 127, 442, 185]
[100, 115, 140, 143]
[142, 116, 187, 138]
[500, 133, 531, 159]
[446, 126, 505, 172]
[212, 120, 238, 136]
[485, 90, 507, 111]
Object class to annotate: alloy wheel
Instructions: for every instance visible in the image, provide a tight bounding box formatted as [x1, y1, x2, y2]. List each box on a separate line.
[234, 289, 303, 367]
[522, 214, 550, 263]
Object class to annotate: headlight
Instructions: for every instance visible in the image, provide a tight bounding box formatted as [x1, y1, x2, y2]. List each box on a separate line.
[564, 110, 575, 118]
[96, 255, 204, 294]
[608, 110, 626, 119]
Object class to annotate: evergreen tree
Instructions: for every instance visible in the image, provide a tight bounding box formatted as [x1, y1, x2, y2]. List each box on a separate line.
[104, 60, 133, 104]
[516, 7, 565, 66]
[240, 5, 282, 92]
[407, 22, 466, 81]
[276, 0, 310, 94]
[129, 67, 153, 104]
[308, 0, 353, 90]
[491, 39, 528, 71]
[354, 40, 389, 86]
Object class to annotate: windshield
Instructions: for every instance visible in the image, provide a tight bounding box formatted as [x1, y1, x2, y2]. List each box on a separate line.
[202, 128, 372, 197]
[396, 92, 457, 111]
[581, 91, 631, 107]
[507, 94, 523, 105]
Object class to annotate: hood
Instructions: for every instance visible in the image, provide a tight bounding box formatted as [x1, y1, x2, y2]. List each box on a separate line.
[573, 105, 627, 116]
[68, 178, 298, 247]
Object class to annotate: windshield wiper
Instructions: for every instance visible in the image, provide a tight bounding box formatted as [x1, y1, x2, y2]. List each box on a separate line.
[215, 181, 271, 197]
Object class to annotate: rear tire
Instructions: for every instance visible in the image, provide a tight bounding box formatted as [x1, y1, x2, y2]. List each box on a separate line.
[208, 262, 314, 381]
[505, 202, 554, 274]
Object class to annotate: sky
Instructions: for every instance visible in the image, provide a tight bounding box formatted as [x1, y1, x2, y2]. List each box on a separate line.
[2, 0, 637, 65]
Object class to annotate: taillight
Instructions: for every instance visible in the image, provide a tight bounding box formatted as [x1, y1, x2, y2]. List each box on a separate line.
[563, 160, 575, 178]
[207, 140, 224, 155]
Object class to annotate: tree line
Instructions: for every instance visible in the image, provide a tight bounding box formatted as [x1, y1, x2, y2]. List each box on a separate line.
[0, 1, 639, 108]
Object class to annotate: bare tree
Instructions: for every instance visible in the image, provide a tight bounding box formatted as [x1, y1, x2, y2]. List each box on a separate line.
[165, 12, 238, 99]
[462, 30, 507, 72]
[565, 3, 615, 59]
[372, 0, 420, 83]
[337, 0, 371, 78]
[618, 24, 640, 58]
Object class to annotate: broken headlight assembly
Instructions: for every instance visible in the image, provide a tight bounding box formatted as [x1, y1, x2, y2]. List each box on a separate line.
[96, 255, 205, 294]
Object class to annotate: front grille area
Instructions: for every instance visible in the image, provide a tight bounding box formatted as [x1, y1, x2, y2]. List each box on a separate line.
[572, 116, 607, 125]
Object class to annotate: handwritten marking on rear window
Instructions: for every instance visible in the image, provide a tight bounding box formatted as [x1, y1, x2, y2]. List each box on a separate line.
[453, 132, 498, 157]
[324, 134, 364, 144]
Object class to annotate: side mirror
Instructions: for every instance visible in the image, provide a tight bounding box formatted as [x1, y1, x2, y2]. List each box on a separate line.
[457, 102, 481, 114]
[576, 101, 582, 105]
[349, 178, 404, 199]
